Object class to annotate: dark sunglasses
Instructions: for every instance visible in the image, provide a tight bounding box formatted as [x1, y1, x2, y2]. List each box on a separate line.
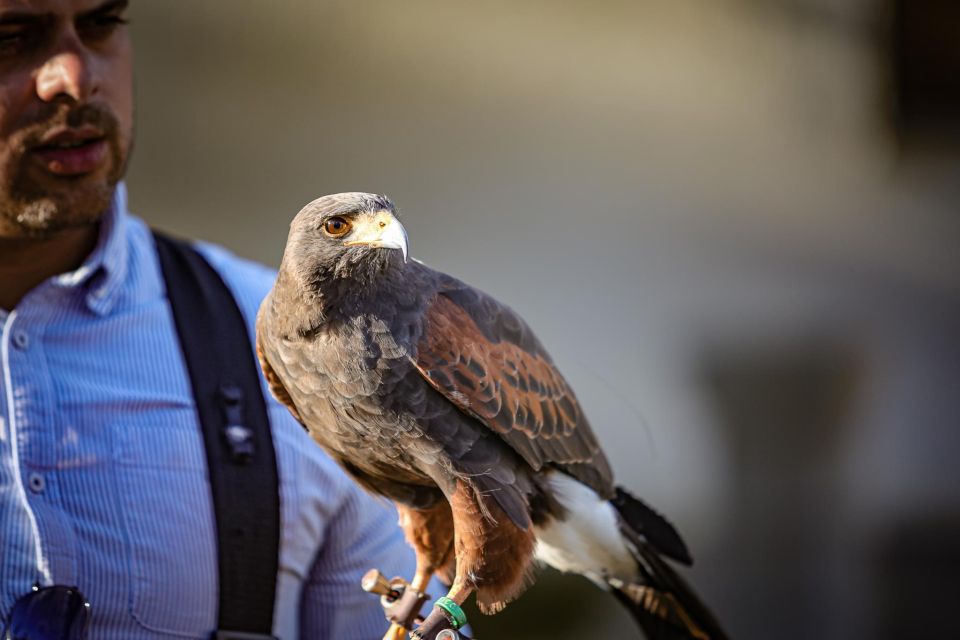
[3, 584, 90, 640]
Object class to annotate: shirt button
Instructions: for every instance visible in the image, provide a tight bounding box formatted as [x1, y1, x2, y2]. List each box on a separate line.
[12, 330, 29, 350]
[27, 472, 45, 494]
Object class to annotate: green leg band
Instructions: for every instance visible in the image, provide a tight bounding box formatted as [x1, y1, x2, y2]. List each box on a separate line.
[434, 596, 468, 629]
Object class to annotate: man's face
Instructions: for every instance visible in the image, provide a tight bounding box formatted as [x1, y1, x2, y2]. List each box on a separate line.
[0, 0, 132, 238]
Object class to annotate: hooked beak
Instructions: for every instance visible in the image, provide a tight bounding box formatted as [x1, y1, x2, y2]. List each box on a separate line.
[344, 212, 409, 263]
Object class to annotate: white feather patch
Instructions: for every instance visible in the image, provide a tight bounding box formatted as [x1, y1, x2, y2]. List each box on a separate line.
[533, 474, 639, 587]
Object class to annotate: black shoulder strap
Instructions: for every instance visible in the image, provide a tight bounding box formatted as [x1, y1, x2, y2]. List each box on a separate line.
[152, 230, 280, 640]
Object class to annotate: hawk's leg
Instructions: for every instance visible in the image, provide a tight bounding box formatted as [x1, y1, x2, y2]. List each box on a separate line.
[411, 481, 536, 639]
[397, 501, 456, 593]
[387, 501, 455, 639]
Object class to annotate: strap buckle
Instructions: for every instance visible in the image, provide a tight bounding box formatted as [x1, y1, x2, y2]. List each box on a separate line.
[219, 384, 255, 463]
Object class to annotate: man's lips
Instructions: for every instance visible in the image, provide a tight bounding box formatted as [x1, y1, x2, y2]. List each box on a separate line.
[30, 128, 109, 177]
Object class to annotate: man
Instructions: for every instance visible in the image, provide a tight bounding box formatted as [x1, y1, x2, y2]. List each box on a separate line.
[0, 1, 423, 637]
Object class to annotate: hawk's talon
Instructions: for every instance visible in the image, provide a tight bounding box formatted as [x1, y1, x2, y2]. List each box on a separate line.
[384, 585, 430, 630]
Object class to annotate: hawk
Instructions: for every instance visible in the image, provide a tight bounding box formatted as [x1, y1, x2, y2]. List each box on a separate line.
[256, 193, 727, 640]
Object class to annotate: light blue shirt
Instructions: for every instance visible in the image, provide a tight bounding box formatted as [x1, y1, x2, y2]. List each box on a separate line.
[0, 184, 423, 639]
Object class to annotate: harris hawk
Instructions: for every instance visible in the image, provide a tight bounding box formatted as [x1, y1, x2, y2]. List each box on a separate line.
[256, 193, 728, 640]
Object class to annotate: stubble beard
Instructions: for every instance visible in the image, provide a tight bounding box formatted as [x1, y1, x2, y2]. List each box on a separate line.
[0, 103, 129, 239]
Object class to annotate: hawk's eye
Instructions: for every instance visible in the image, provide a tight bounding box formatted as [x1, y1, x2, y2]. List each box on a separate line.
[323, 216, 352, 237]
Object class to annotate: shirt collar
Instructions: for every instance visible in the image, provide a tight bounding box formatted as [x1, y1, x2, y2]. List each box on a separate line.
[51, 182, 130, 316]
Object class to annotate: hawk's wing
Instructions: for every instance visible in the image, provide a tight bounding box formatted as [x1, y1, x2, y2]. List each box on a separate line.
[411, 275, 614, 497]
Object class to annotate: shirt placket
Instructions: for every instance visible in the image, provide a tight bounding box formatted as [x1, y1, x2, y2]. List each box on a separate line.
[1, 297, 78, 591]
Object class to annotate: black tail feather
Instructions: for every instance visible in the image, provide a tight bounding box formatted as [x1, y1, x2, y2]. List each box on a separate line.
[612, 486, 692, 565]
[611, 487, 729, 640]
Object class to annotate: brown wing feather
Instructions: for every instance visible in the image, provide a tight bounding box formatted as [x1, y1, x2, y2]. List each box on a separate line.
[411, 282, 614, 497]
[256, 336, 305, 425]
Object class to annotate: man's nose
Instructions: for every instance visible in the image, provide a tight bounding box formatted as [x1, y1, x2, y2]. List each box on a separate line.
[36, 46, 96, 103]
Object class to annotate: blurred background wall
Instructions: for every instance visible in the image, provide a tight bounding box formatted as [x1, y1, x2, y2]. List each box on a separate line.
[126, 1, 960, 638]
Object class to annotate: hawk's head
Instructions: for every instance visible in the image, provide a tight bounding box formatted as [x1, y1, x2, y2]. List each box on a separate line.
[280, 192, 410, 302]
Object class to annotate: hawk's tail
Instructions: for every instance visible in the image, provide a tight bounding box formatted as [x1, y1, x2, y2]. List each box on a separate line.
[609, 487, 729, 640]
[533, 475, 728, 640]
